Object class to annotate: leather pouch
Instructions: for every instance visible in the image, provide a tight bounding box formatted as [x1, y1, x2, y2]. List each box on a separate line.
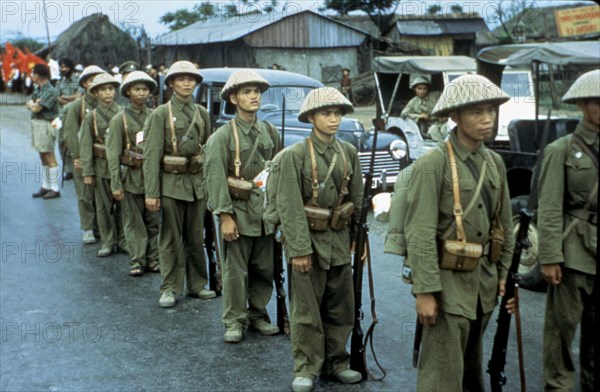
[330, 201, 355, 231]
[304, 205, 330, 232]
[121, 150, 143, 169]
[227, 177, 253, 200]
[93, 143, 106, 159]
[439, 240, 482, 271]
[188, 153, 203, 174]
[163, 155, 188, 174]
[489, 225, 505, 264]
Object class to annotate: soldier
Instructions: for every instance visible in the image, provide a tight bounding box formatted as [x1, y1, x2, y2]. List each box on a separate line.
[275, 87, 363, 392]
[106, 71, 160, 276]
[204, 70, 280, 343]
[116, 61, 139, 106]
[143, 60, 215, 308]
[538, 69, 598, 392]
[80, 73, 123, 257]
[57, 57, 82, 181]
[27, 64, 61, 199]
[62, 65, 105, 245]
[404, 74, 514, 392]
[400, 75, 447, 141]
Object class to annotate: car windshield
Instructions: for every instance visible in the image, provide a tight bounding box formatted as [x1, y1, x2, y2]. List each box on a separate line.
[259, 86, 313, 113]
[501, 72, 532, 98]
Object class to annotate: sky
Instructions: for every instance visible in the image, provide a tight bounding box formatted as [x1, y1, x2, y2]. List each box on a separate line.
[0, 0, 596, 43]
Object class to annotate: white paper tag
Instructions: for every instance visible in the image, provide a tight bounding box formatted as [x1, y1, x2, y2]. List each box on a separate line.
[136, 131, 144, 144]
[253, 169, 269, 192]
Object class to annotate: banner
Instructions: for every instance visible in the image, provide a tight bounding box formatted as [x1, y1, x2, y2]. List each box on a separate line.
[555, 5, 600, 37]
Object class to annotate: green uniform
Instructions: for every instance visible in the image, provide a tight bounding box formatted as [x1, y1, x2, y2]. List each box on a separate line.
[276, 132, 363, 378]
[405, 130, 514, 392]
[204, 117, 279, 328]
[79, 102, 123, 250]
[538, 121, 597, 392]
[57, 74, 81, 174]
[62, 94, 98, 232]
[401, 92, 447, 140]
[106, 105, 159, 269]
[143, 96, 211, 296]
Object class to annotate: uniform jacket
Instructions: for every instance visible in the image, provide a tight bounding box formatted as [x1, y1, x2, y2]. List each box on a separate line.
[106, 104, 152, 195]
[31, 81, 58, 121]
[143, 96, 211, 202]
[538, 121, 598, 275]
[57, 74, 80, 114]
[79, 102, 120, 179]
[405, 130, 514, 320]
[204, 117, 279, 237]
[276, 131, 363, 270]
[400, 91, 442, 124]
[62, 92, 98, 158]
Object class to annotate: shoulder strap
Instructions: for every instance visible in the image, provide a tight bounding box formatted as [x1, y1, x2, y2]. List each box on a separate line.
[122, 111, 131, 150]
[167, 101, 178, 156]
[335, 140, 350, 208]
[92, 109, 101, 143]
[80, 96, 86, 120]
[231, 120, 243, 178]
[306, 138, 320, 206]
[572, 133, 599, 168]
[445, 140, 466, 242]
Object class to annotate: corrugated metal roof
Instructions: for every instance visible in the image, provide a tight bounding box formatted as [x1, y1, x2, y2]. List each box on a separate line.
[154, 9, 368, 46]
[396, 18, 489, 36]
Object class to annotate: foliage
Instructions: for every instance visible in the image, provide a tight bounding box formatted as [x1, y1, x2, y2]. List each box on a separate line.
[450, 4, 463, 13]
[427, 4, 442, 15]
[323, 0, 400, 34]
[492, 0, 537, 43]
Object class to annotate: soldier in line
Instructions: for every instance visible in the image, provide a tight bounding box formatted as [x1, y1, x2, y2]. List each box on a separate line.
[115, 61, 139, 106]
[400, 75, 447, 141]
[57, 57, 83, 181]
[275, 88, 364, 392]
[80, 73, 123, 257]
[27, 64, 61, 199]
[106, 71, 160, 277]
[204, 70, 280, 343]
[143, 61, 216, 308]
[62, 65, 105, 245]
[405, 74, 514, 392]
[538, 69, 598, 392]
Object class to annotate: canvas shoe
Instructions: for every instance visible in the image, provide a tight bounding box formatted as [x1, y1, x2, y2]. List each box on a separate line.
[250, 319, 279, 335]
[292, 377, 314, 392]
[334, 369, 362, 384]
[159, 291, 176, 308]
[82, 230, 96, 245]
[187, 288, 216, 299]
[224, 324, 243, 343]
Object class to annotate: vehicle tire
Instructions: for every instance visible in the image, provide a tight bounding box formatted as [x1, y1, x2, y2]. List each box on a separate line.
[510, 195, 547, 292]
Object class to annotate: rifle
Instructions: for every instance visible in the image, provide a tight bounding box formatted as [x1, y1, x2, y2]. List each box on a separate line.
[274, 95, 289, 335]
[413, 318, 423, 368]
[487, 109, 553, 392]
[205, 210, 222, 296]
[350, 85, 385, 380]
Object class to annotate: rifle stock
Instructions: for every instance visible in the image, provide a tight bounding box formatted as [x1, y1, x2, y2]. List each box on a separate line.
[205, 211, 222, 296]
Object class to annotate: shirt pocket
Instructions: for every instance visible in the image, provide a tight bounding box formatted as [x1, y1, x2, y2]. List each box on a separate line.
[565, 153, 594, 191]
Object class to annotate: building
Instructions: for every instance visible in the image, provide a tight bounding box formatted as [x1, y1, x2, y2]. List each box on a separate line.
[152, 10, 372, 82]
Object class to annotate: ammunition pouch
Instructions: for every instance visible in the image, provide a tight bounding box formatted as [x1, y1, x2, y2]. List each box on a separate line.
[227, 177, 253, 200]
[162, 155, 188, 174]
[187, 153, 203, 174]
[121, 150, 143, 169]
[93, 143, 106, 159]
[489, 224, 505, 264]
[439, 239, 483, 271]
[330, 201, 355, 231]
[304, 205, 330, 232]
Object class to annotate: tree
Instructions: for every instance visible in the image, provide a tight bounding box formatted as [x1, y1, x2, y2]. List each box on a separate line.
[324, 0, 400, 34]
[450, 4, 464, 14]
[427, 4, 442, 15]
[492, 0, 537, 43]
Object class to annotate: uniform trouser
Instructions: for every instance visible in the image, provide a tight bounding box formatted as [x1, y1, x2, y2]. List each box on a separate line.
[159, 196, 208, 296]
[92, 177, 121, 249]
[221, 233, 274, 328]
[122, 191, 159, 268]
[73, 170, 96, 231]
[543, 267, 595, 392]
[289, 261, 354, 378]
[417, 304, 492, 392]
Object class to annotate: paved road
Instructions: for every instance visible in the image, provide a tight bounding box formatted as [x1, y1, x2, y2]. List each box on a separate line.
[0, 105, 578, 391]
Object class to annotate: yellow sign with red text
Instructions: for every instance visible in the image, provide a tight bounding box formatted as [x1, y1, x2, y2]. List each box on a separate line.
[555, 5, 600, 37]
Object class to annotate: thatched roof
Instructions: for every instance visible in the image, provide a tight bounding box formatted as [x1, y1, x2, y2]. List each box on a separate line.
[36, 14, 138, 67]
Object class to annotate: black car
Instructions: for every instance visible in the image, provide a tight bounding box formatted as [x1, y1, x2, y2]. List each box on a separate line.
[194, 68, 407, 188]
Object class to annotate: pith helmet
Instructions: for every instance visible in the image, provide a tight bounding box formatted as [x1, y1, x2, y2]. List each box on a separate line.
[120, 71, 157, 97]
[562, 69, 600, 104]
[79, 65, 105, 87]
[89, 73, 120, 93]
[431, 74, 509, 117]
[410, 75, 431, 89]
[119, 60, 139, 74]
[298, 87, 353, 123]
[164, 61, 203, 85]
[221, 69, 270, 100]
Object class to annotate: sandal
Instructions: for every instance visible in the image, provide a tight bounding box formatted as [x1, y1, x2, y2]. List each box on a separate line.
[147, 260, 160, 273]
[129, 262, 144, 277]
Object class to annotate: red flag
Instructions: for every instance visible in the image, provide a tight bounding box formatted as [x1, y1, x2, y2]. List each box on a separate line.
[23, 48, 47, 72]
[14, 48, 28, 74]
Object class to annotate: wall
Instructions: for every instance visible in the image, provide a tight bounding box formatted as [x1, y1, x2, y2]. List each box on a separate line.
[255, 47, 357, 82]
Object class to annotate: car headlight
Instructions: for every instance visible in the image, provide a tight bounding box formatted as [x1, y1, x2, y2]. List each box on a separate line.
[389, 139, 407, 160]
